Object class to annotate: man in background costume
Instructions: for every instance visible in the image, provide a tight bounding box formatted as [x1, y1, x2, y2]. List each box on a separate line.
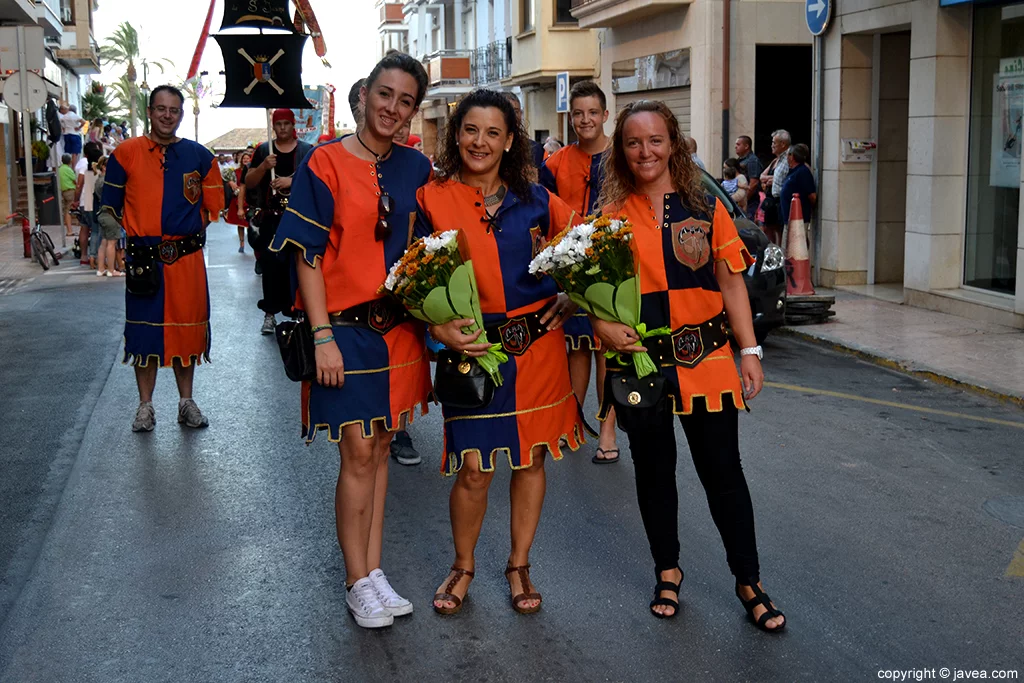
[100, 85, 225, 431]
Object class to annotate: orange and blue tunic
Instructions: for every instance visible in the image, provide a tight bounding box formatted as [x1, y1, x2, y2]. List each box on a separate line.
[603, 193, 754, 415]
[271, 140, 432, 443]
[100, 136, 224, 367]
[415, 180, 585, 475]
[539, 143, 606, 351]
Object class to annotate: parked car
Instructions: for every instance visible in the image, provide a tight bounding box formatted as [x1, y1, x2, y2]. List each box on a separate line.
[700, 170, 787, 343]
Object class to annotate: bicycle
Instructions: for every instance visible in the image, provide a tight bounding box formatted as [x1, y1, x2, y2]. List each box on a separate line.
[8, 211, 60, 271]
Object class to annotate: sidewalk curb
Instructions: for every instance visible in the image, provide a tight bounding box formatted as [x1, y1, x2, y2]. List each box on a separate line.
[776, 326, 1024, 409]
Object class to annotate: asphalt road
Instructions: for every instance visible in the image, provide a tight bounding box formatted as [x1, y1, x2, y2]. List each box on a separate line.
[0, 224, 1022, 682]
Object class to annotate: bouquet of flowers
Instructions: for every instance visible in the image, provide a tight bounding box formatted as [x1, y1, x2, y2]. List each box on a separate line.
[528, 215, 667, 378]
[383, 230, 507, 385]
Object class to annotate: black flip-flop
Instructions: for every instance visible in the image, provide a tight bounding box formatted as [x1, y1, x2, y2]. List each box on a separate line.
[592, 448, 620, 464]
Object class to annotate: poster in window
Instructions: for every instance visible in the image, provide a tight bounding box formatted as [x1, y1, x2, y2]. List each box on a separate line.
[990, 73, 1023, 189]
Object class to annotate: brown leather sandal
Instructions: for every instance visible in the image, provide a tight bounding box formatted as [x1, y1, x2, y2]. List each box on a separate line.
[504, 563, 542, 614]
[432, 566, 474, 615]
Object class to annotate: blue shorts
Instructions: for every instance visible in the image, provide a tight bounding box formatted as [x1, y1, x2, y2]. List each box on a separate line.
[63, 134, 82, 154]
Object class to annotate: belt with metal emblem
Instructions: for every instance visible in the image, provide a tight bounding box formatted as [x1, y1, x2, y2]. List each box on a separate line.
[484, 303, 556, 357]
[329, 298, 412, 335]
[644, 311, 730, 368]
[127, 231, 206, 266]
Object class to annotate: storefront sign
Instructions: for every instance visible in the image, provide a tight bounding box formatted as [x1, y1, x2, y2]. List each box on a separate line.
[1000, 57, 1024, 79]
[611, 50, 690, 95]
[990, 61, 1023, 189]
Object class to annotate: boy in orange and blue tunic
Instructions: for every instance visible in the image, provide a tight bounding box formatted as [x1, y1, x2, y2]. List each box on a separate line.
[539, 81, 622, 463]
[100, 86, 225, 432]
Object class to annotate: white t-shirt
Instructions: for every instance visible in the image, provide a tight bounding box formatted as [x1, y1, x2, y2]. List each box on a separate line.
[74, 158, 96, 211]
[60, 113, 83, 136]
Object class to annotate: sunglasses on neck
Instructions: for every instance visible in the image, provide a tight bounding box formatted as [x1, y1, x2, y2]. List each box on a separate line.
[375, 192, 394, 242]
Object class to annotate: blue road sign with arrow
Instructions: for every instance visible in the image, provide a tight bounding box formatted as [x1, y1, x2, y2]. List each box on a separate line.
[806, 0, 831, 36]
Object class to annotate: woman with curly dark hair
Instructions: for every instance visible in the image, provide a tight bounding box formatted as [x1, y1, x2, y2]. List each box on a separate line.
[416, 88, 584, 616]
[593, 100, 785, 631]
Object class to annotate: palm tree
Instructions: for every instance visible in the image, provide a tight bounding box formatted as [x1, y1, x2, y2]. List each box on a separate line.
[82, 89, 112, 122]
[179, 79, 202, 142]
[100, 22, 172, 137]
[107, 75, 148, 131]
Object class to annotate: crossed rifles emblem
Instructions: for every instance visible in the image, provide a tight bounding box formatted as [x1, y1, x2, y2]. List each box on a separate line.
[237, 48, 286, 96]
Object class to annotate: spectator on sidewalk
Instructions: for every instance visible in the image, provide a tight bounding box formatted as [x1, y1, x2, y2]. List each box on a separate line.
[75, 143, 103, 267]
[407, 134, 423, 152]
[734, 135, 762, 221]
[60, 104, 85, 167]
[759, 129, 791, 245]
[779, 143, 816, 229]
[503, 92, 545, 172]
[686, 136, 706, 170]
[722, 158, 749, 214]
[58, 154, 77, 237]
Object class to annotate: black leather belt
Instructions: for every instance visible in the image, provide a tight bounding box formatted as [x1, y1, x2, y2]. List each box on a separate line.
[644, 311, 730, 368]
[128, 231, 206, 266]
[484, 305, 554, 357]
[329, 298, 411, 335]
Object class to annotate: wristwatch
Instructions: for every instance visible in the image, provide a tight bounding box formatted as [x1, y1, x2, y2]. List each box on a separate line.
[740, 346, 763, 360]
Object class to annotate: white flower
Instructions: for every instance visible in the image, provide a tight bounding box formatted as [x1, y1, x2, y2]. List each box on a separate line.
[423, 230, 459, 254]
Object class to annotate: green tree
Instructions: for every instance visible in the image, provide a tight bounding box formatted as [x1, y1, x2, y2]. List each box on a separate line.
[107, 75, 148, 131]
[179, 79, 202, 142]
[100, 22, 172, 136]
[81, 89, 112, 121]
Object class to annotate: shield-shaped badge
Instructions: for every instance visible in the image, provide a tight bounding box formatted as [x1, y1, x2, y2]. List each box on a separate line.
[368, 300, 396, 334]
[498, 317, 531, 356]
[158, 241, 179, 264]
[671, 218, 711, 271]
[183, 170, 202, 205]
[671, 326, 704, 366]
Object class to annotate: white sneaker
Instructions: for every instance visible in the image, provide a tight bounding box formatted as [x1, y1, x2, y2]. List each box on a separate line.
[368, 568, 413, 617]
[346, 577, 394, 629]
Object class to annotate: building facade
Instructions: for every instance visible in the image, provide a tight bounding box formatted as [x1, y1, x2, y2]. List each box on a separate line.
[575, 0, 812, 172]
[377, 0, 598, 157]
[817, 0, 1023, 327]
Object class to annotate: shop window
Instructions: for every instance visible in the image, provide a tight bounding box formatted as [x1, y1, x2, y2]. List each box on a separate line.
[965, 5, 1024, 295]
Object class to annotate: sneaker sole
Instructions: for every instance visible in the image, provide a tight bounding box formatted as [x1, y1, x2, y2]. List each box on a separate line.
[385, 602, 414, 617]
[178, 418, 210, 429]
[393, 456, 422, 466]
[132, 424, 155, 432]
[348, 609, 394, 628]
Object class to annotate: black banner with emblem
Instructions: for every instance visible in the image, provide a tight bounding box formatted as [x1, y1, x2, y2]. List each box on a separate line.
[221, 0, 294, 30]
[215, 33, 311, 109]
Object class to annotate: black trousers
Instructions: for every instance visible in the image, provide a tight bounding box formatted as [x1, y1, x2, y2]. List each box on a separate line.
[623, 398, 760, 583]
[255, 217, 292, 317]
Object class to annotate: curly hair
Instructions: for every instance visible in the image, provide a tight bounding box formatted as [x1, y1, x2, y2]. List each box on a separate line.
[598, 100, 708, 215]
[433, 89, 533, 200]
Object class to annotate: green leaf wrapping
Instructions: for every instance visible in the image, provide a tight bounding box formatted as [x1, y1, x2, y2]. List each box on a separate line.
[422, 287, 458, 324]
[613, 276, 640, 327]
[584, 282, 618, 321]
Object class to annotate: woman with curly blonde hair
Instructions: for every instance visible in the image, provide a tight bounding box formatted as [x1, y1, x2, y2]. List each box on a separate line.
[592, 100, 785, 631]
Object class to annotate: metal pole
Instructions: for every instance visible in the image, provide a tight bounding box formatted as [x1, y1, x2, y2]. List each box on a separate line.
[813, 33, 824, 285]
[17, 26, 36, 237]
[721, 0, 731, 169]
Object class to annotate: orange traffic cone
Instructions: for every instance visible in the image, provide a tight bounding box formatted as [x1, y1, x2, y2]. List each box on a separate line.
[785, 193, 815, 296]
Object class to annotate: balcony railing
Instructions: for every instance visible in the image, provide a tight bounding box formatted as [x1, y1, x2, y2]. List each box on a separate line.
[472, 40, 511, 86]
[379, 2, 404, 26]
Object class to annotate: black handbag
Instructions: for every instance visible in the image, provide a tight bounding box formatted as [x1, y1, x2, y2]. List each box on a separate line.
[125, 258, 161, 297]
[607, 371, 669, 432]
[761, 194, 780, 225]
[434, 349, 495, 410]
[275, 318, 316, 382]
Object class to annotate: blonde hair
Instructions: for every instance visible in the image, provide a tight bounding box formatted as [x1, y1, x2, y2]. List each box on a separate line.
[599, 100, 708, 215]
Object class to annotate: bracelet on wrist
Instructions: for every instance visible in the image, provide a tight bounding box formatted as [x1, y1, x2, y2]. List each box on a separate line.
[311, 324, 332, 334]
[314, 335, 335, 346]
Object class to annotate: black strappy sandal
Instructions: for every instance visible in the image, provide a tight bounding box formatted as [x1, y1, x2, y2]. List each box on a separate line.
[649, 567, 683, 618]
[735, 582, 786, 632]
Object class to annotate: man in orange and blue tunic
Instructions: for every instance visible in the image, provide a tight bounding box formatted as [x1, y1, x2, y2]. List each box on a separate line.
[539, 81, 622, 463]
[100, 85, 225, 432]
